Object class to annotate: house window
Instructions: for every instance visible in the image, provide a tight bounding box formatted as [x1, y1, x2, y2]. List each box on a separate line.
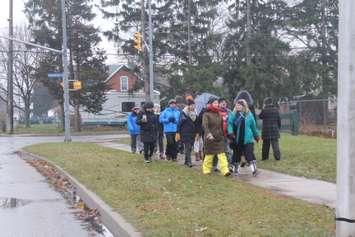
[122, 102, 135, 112]
[120, 76, 129, 92]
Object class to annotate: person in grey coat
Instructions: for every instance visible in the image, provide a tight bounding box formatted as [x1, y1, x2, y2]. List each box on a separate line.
[259, 98, 281, 161]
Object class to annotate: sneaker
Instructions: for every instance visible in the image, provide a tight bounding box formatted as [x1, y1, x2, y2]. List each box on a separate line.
[144, 159, 151, 164]
[240, 162, 246, 168]
[213, 167, 219, 172]
[229, 165, 235, 174]
[224, 172, 231, 177]
[253, 169, 259, 177]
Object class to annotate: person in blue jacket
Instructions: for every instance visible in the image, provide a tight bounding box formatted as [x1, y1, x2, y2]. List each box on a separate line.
[127, 107, 143, 154]
[159, 99, 181, 161]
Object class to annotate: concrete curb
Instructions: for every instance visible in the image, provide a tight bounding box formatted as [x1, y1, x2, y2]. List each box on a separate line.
[17, 150, 143, 237]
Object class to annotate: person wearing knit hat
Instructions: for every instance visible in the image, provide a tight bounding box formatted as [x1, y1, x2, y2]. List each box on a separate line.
[259, 97, 281, 161]
[127, 106, 143, 154]
[160, 98, 181, 161]
[136, 101, 159, 163]
[228, 99, 260, 176]
[177, 99, 198, 167]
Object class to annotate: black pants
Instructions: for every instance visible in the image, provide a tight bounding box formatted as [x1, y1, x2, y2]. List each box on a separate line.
[183, 141, 194, 165]
[165, 132, 178, 160]
[262, 139, 281, 160]
[131, 134, 138, 153]
[232, 143, 256, 165]
[157, 134, 164, 154]
[144, 142, 155, 161]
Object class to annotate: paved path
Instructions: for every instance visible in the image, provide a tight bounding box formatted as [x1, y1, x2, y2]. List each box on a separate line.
[0, 134, 127, 237]
[99, 141, 336, 209]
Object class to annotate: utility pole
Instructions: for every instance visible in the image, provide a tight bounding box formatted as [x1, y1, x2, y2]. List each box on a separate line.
[141, 0, 149, 101]
[6, 0, 14, 134]
[336, 0, 355, 236]
[60, 0, 71, 142]
[246, 0, 251, 66]
[148, 0, 154, 101]
[187, 0, 192, 65]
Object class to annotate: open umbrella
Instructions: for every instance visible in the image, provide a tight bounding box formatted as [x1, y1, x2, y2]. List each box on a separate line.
[234, 90, 256, 118]
[195, 92, 219, 114]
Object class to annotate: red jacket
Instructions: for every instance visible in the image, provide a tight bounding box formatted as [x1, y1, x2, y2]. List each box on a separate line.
[219, 108, 229, 137]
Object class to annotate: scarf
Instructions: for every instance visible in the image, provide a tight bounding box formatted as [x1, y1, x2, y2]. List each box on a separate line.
[207, 104, 219, 113]
[183, 107, 197, 122]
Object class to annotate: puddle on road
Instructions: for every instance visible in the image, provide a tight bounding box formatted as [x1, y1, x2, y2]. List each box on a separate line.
[0, 197, 32, 209]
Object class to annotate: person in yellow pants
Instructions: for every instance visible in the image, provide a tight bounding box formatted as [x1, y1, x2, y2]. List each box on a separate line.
[202, 97, 231, 176]
[203, 153, 229, 175]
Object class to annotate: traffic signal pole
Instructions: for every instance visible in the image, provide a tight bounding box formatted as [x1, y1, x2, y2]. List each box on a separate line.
[148, 0, 154, 102]
[336, 0, 355, 236]
[60, 0, 71, 142]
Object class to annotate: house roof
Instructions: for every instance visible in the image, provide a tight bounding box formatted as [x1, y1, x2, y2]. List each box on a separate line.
[105, 65, 136, 83]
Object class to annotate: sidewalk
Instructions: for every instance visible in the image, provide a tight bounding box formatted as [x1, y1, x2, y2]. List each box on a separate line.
[99, 141, 336, 209]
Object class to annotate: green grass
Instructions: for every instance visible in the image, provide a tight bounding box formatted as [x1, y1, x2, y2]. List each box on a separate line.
[256, 134, 336, 183]
[2, 124, 126, 136]
[24, 142, 335, 237]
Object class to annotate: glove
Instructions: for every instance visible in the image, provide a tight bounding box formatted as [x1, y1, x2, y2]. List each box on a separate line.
[255, 136, 261, 143]
[175, 133, 181, 141]
[168, 117, 176, 123]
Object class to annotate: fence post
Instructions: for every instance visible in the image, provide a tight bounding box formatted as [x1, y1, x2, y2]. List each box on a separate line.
[291, 111, 299, 136]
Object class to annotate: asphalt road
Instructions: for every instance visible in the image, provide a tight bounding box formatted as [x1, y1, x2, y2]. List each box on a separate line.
[0, 134, 127, 237]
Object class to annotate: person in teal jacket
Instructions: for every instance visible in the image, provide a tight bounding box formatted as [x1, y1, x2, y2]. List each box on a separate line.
[159, 99, 181, 161]
[228, 99, 260, 176]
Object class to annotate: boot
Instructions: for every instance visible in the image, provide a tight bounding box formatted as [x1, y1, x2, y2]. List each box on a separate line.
[250, 160, 258, 177]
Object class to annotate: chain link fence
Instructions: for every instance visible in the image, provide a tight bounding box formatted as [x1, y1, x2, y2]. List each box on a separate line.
[279, 97, 337, 138]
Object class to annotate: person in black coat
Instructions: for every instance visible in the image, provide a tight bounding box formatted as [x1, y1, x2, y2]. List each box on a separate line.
[177, 99, 198, 167]
[136, 101, 159, 163]
[259, 98, 281, 161]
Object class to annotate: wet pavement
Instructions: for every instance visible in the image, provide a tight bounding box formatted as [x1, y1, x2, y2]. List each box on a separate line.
[0, 134, 127, 237]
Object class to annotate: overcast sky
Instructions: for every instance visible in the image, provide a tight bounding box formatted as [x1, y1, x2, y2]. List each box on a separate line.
[0, 0, 121, 64]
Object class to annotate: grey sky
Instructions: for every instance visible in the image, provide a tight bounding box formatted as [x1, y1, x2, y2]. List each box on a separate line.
[0, 0, 120, 64]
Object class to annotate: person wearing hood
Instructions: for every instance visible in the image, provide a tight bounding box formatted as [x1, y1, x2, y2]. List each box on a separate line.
[259, 98, 281, 161]
[202, 97, 230, 176]
[154, 103, 165, 159]
[228, 99, 261, 176]
[127, 107, 143, 154]
[177, 99, 198, 167]
[136, 102, 159, 163]
[159, 99, 181, 161]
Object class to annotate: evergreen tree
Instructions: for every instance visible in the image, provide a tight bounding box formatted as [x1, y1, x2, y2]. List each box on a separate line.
[25, 0, 108, 131]
[222, 0, 291, 104]
[286, 0, 338, 96]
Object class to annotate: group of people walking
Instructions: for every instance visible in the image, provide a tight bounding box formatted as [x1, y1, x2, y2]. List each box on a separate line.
[127, 94, 281, 177]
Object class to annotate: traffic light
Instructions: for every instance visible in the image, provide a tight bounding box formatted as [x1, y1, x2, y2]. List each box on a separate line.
[73, 80, 82, 90]
[134, 32, 142, 52]
[60, 80, 82, 90]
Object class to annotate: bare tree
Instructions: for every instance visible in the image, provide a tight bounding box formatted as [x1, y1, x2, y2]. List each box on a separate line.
[0, 25, 43, 128]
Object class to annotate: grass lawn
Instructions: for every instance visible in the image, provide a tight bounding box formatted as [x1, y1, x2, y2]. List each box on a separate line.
[256, 134, 336, 183]
[24, 143, 335, 237]
[3, 124, 126, 136]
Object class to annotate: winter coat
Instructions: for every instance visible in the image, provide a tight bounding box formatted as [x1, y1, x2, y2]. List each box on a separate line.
[159, 107, 180, 133]
[127, 112, 140, 135]
[178, 110, 197, 144]
[196, 108, 207, 136]
[259, 105, 281, 140]
[228, 111, 260, 145]
[136, 111, 158, 143]
[202, 107, 225, 154]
